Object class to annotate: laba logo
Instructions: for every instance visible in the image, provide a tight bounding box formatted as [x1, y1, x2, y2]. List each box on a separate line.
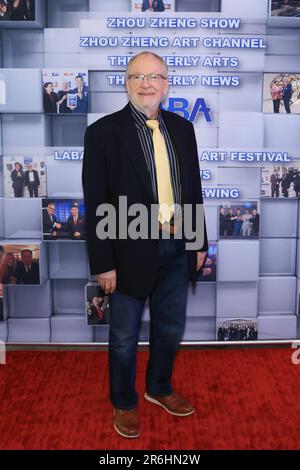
[163, 98, 212, 123]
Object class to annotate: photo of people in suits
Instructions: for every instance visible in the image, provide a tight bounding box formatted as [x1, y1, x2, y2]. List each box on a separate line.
[132, 0, 173, 12]
[42, 70, 89, 114]
[3, 156, 46, 198]
[271, 0, 300, 16]
[195, 243, 217, 282]
[66, 204, 86, 240]
[0, 244, 40, 285]
[217, 319, 258, 341]
[175, 0, 221, 11]
[219, 203, 260, 239]
[263, 73, 300, 113]
[86, 284, 110, 326]
[10, 161, 24, 197]
[42, 199, 86, 240]
[261, 164, 300, 198]
[0, 0, 35, 22]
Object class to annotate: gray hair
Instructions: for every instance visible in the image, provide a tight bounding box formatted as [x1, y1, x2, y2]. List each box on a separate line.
[126, 52, 168, 77]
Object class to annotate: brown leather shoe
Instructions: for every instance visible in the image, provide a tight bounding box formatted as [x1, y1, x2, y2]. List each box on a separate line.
[144, 392, 195, 416]
[113, 408, 140, 438]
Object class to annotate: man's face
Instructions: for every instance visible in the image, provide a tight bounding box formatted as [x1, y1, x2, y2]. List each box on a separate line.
[125, 54, 169, 116]
[71, 207, 78, 217]
[6, 254, 14, 266]
[92, 297, 99, 306]
[62, 81, 69, 91]
[47, 204, 55, 214]
[76, 78, 83, 88]
[21, 251, 33, 266]
[45, 83, 53, 93]
[28, 164, 33, 171]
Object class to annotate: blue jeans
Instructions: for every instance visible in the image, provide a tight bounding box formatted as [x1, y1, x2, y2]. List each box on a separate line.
[109, 238, 189, 409]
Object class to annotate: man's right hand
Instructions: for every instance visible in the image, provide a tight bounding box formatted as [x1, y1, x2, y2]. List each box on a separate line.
[97, 270, 117, 294]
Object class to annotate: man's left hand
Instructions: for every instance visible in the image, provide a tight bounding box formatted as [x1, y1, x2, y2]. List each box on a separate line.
[196, 252, 207, 271]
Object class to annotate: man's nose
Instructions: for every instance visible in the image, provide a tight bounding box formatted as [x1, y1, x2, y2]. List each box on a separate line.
[140, 77, 152, 87]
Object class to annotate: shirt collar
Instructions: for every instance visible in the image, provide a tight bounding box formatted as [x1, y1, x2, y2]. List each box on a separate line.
[130, 102, 163, 129]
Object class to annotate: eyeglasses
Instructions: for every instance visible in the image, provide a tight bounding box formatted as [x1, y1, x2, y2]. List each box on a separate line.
[127, 73, 168, 83]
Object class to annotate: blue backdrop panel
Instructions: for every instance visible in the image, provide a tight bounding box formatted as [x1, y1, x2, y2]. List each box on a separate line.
[5, 281, 52, 318]
[187, 283, 216, 318]
[217, 241, 260, 282]
[258, 276, 296, 316]
[52, 279, 88, 315]
[0, 69, 42, 113]
[2, 114, 50, 151]
[8, 318, 50, 342]
[48, 242, 88, 279]
[217, 282, 258, 318]
[264, 115, 300, 148]
[258, 315, 297, 340]
[219, 112, 264, 148]
[50, 315, 94, 343]
[4, 198, 42, 238]
[182, 317, 215, 341]
[260, 238, 296, 276]
[0, 321, 7, 341]
[260, 199, 298, 238]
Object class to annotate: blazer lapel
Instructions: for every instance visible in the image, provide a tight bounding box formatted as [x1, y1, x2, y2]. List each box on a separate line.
[116, 103, 155, 201]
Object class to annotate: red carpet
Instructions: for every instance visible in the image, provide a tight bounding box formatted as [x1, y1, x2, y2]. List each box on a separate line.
[0, 348, 300, 450]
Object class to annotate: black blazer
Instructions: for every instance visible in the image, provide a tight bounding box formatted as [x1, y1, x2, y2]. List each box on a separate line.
[24, 170, 40, 187]
[82, 102, 208, 299]
[11, 169, 24, 188]
[66, 215, 86, 239]
[142, 0, 165, 11]
[15, 262, 40, 285]
[43, 210, 58, 234]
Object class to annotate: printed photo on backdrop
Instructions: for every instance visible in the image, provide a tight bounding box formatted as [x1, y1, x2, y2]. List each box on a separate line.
[263, 73, 300, 114]
[42, 69, 89, 114]
[195, 242, 217, 282]
[42, 199, 86, 241]
[0, 0, 35, 22]
[217, 318, 258, 341]
[261, 164, 300, 198]
[3, 156, 46, 198]
[271, 0, 300, 17]
[0, 243, 40, 285]
[86, 284, 110, 326]
[132, 0, 174, 13]
[219, 202, 260, 239]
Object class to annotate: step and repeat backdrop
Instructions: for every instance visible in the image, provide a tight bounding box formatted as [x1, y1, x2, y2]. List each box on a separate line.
[0, 0, 300, 343]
